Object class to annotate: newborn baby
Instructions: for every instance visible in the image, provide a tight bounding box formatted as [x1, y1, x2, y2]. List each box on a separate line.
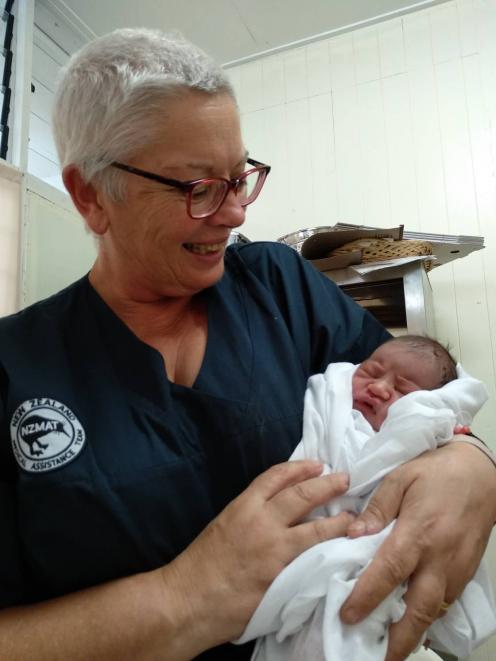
[352, 335, 458, 431]
[237, 335, 495, 660]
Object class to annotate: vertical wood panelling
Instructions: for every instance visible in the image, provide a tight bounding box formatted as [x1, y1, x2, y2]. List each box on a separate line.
[262, 55, 285, 108]
[306, 40, 331, 97]
[238, 61, 264, 112]
[259, 105, 290, 234]
[435, 58, 478, 234]
[382, 74, 419, 230]
[408, 65, 449, 233]
[285, 99, 313, 226]
[457, 0, 478, 56]
[403, 11, 434, 70]
[476, 0, 496, 112]
[329, 34, 355, 89]
[308, 93, 337, 224]
[378, 18, 406, 78]
[283, 47, 308, 102]
[353, 26, 381, 84]
[356, 80, 391, 227]
[453, 255, 495, 438]
[429, 2, 461, 63]
[332, 85, 364, 224]
[462, 51, 496, 415]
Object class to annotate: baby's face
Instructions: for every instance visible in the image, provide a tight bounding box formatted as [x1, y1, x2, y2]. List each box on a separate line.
[352, 342, 440, 431]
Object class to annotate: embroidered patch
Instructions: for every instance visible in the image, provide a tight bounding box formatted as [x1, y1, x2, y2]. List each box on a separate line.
[10, 398, 86, 473]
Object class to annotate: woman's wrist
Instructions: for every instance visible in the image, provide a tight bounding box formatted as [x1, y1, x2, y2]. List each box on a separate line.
[154, 562, 214, 660]
[447, 434, 496, 470]
[443, 437, 496, 524]
[157, 548, 234, 658]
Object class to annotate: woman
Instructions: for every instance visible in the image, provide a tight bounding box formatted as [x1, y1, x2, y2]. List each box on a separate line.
[0, 28, 494, 661]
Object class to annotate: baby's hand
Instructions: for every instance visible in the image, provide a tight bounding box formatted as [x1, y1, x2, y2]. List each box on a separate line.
[453, 424, 471, 435]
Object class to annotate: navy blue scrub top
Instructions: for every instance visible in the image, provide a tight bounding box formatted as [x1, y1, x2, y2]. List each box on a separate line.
[0, 242, 390, 659]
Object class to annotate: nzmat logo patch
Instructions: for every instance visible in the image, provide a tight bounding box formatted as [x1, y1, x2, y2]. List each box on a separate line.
[10, 398, 86, 473]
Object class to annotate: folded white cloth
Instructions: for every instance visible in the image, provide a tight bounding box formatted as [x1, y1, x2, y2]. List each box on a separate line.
[236, 363, 496, 660]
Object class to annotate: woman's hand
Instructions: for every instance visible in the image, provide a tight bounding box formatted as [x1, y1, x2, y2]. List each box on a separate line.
[340, 440, 496, 661]
[161, 460, 354, 654]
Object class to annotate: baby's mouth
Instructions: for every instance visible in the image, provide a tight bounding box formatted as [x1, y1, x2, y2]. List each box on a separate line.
[184, 242, 225, 255]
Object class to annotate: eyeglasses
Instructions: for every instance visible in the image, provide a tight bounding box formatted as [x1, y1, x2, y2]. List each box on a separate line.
[111, 157, 271, 219]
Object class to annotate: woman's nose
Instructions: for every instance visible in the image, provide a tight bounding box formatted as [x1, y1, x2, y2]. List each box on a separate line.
[207, 190, 246, 228]
[367, 380, 392, 400]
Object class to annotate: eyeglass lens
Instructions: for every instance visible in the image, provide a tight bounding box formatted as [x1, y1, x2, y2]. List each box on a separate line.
[189, 169, 265, 218]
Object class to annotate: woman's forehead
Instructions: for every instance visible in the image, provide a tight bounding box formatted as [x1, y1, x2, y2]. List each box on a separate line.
[135, 91, 244, 169]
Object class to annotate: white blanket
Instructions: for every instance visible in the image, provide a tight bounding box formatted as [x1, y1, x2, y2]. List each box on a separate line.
[236, 363, 496, 660]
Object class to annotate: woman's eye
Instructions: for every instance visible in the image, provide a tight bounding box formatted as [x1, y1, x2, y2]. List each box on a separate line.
[191, 185, 210, 199]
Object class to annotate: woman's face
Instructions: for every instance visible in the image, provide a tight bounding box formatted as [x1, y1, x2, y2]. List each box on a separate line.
[99, 90, 248, 298]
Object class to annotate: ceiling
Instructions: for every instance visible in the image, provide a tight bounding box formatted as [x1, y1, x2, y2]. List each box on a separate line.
[50, 0, 449, 65]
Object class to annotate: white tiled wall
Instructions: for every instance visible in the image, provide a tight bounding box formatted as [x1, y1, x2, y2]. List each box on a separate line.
[227, 3, 496, 658]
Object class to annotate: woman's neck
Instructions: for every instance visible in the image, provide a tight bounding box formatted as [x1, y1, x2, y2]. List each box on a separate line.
[89, 257, 199, 342]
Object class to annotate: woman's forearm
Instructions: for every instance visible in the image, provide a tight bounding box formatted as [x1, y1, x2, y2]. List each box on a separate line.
[0, 461, 356, 660]
[0, 566, 206, 661]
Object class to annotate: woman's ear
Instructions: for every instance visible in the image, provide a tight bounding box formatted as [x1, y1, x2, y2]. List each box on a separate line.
[62, 165, 110, 236]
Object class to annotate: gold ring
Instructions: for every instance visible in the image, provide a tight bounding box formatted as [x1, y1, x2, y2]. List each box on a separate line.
[438, 601, 450, 615]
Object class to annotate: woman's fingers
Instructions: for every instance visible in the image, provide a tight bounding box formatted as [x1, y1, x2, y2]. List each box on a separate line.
[250, 459, 326, 500]
[269, 471, 350, 526]
[341, 521, 420, 623]
[290, 510, 356, 556]
[385, 568, 447, 661]
[347, 467, 408, 537]
[342, 443, 496, 659]
[171, 460, 354, 645]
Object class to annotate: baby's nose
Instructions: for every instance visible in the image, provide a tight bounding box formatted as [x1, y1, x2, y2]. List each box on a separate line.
[367, 380, 392, 400]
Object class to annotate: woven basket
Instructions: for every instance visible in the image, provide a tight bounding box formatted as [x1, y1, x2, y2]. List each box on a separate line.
[330, 238, 433, 270]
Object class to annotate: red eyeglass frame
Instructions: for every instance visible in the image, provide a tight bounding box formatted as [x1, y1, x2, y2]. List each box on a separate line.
[111, 157, 271, 219]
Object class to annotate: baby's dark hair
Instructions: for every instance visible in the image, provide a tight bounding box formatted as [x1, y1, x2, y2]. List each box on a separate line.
[384, 335, 457, 388]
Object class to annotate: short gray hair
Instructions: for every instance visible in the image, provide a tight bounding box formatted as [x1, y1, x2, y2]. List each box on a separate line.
[53, 28, 235, 199]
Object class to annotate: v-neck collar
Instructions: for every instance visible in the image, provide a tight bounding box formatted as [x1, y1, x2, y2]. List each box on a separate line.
[82, 272, 254, 407]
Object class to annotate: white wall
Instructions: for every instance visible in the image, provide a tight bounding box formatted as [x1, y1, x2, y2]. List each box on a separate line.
[228, 0, 496, 440]
[21, 177, 96, 307]
[0, 162, 21, 315]
[227, 3, 496, 659]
